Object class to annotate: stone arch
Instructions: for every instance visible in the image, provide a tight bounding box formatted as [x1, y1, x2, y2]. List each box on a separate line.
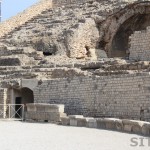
[100, 1, 150, 57]
[13, 87, 34, 105]
[10, 87, 34, 118]
[20, 87, 34, 104]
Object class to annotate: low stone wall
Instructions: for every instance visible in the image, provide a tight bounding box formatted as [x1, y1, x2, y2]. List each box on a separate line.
[129, 27, 150, 61]
[25, 103, 66, 122]
[33, 73, 150, 121]
[61, 115, 150, 136]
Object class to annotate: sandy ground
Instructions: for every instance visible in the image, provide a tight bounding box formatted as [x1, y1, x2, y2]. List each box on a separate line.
[0, 121, 149, 150]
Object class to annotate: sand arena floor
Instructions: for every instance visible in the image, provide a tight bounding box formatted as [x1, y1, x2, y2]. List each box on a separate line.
[0, 121, 149, 150]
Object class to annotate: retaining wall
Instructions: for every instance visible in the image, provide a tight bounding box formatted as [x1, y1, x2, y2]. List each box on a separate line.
[33, 74, 150, 121]
[61, 115, 150, 136]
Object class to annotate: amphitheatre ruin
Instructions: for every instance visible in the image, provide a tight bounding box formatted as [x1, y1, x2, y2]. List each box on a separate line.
[0, 0, 150, 136]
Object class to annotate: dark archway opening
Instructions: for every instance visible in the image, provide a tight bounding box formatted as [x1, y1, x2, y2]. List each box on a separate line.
[15, 97, 22, 118]
[20, 88, 34, 104]
[14, 88, 34, 118]
[111, 14, 150, 58]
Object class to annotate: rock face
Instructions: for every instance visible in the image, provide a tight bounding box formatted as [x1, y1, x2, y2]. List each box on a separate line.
[66, 18, 99, 59]
[0, 0, 150, 121]
[0, 0, 142, 62]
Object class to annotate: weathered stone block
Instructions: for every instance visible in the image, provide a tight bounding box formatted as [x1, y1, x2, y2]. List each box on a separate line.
[122, 119, 142, 133]
[86, 118, 97, 128]
[115, 120, 123, 131]
[142, 124, 150, 135]
[45, 104, 64, 113]
[36, 104, 45, 112]
[103, 118, 115, 130]
[96, 118, 106, 129]
[61, 116, 70, 126]
[132, 124, 142, 134]
[69, 115, 84, 126]
[70, 118, 77, 126]
[26, 103, 36, 112]
[77, 118, 87, 127]
[124, 124, 132, 132]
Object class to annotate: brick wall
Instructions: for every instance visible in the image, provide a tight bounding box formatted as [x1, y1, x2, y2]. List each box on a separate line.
[33, 74, 150, 121]
[129, 27, 150, 61]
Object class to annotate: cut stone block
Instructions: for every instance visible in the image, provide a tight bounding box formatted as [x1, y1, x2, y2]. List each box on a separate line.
[96, 118, 106, 129]
[36, 104, 46, 112]
[45, 104, 64, 113]
[124, 124, 132, 132]
[142, 124, 150, 135]
[103, 118, 115, 130]
[69, 115, 84, 126]
[70, 118, 77, 126]
[61, 116, 70, 126]
[86, 118, 97, 128]
[69, 115, 84, 119]
[115, 120, 123, 131]
[77, 118, 87, 127]
[122, 119, 142, 133]
[122, 119, 139, 126]
[26, 104, 36, 112]
[132, 125, 142, 134]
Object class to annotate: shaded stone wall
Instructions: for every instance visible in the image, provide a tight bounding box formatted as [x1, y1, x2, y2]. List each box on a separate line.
[129, 27, 150, 61]
[33, 74, 150, 121]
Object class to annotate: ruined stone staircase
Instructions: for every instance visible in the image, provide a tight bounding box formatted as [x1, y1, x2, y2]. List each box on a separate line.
[0, 0, 131, 61]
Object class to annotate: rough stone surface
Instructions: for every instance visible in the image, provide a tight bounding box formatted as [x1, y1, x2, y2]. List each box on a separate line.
[0, 0, 150, 124]
[25, 103, 66, 122]
[33, 74, 150, 121]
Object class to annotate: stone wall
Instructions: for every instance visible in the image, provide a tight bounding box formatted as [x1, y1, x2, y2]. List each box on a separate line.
[129, 27, 150, 61]
[0, 89, 8, 118]
[33, 74, 150, 121]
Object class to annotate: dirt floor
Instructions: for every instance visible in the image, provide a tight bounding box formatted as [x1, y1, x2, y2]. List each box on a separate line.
[0, 121, 149, 150]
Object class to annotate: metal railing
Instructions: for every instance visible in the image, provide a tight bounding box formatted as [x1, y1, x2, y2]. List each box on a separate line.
[0, 104, 24, 121]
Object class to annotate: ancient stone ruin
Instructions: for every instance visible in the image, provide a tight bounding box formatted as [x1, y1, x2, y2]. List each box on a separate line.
[0, 0, 150, 135]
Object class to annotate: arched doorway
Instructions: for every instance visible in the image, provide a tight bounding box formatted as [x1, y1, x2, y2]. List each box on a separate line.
[111, 14, 150, 57]
[12, 87, 34, 118]
[13, 87, 34, 105]
[19, 87, 34, 104]
[99, 1, 150, 57]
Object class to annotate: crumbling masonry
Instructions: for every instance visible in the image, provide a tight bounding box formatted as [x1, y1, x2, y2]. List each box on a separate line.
[0, 0, 150, 125]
